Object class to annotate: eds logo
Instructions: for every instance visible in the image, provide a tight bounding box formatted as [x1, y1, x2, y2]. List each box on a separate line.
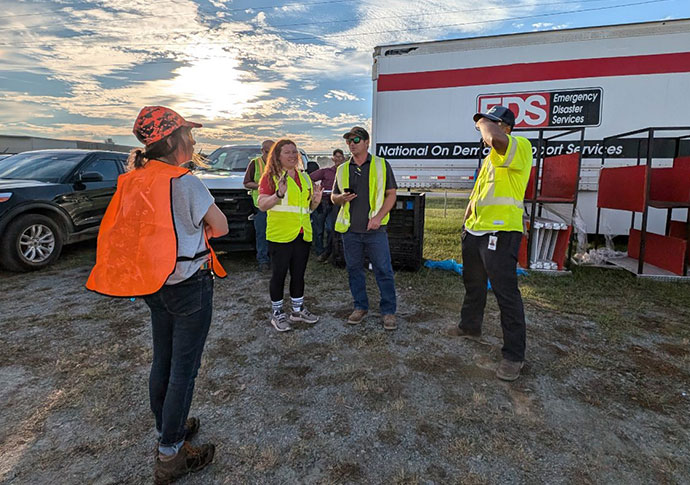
[477, 88, 602, 128]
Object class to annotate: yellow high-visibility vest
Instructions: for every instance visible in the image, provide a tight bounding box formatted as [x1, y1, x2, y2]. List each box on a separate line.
[465, 134, 533, 232]
[266, 170, 313, 243]
[250, 156, 265, 207]
[335, 155, 390, 233]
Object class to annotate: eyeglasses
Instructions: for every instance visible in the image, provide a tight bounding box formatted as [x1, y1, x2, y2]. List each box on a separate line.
[346, 136, 363, 145]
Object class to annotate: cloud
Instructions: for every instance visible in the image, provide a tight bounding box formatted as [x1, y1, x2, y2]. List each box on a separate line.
[0, 0, 563, 150]
[324, 90, 363, 101]
[532, 22, 569, 30]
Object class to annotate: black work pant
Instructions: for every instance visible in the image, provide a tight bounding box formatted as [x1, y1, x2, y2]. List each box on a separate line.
[268, 234, 311, 302]
[460, 231, 526, 362]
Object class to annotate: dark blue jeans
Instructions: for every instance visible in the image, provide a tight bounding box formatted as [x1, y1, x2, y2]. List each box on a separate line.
[311, 202, 333, 256]
[254, 209, 269, 264]
[342, 230, 397, 315]
[144, 270, 214, 446]
[324, 204, 336, 256]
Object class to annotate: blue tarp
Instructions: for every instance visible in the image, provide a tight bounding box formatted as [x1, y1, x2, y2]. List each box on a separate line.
[424, 259, 527, 289]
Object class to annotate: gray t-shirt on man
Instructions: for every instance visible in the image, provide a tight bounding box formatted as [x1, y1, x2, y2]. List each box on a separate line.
[165, 174, 214, 285]
[333, 153, 397, 233]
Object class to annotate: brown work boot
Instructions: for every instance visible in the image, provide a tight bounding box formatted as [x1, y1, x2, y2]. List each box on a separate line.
[347, 309, 367, 325]
[154, 418, 200, 458]
[382, 314, 397, 331]
[445, 325, 485, 343]
[154, 441, 215, 485]
[496, 359, 525, 382]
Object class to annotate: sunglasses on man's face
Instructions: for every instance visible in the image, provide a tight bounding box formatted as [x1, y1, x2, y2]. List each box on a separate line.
[347, 136, 363, 145]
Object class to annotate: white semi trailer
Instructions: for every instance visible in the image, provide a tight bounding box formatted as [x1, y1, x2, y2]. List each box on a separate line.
[372, 18, 690, 235]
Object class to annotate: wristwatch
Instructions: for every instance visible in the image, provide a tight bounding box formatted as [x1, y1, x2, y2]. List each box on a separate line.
[276, 190, 285, 199]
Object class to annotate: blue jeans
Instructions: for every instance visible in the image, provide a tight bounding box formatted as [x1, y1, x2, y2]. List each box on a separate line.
[311, 202, 329, 256]
[324, 204, 336, 256]
[144, 270, 214, 446]
[342, 230, 397, 315]
[254, 209, 269, 264]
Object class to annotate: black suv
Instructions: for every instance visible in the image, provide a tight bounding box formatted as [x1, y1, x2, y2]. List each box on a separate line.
[0, 149, 128, 272]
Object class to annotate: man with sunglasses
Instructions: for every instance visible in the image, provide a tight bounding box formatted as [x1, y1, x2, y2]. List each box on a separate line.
[332, 126, 398, 331]
[243, 139, 274, 272]
[447, 106, 532, 381]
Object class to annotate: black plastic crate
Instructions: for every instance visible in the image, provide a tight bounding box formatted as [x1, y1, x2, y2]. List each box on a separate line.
[330, 193, 425, 271]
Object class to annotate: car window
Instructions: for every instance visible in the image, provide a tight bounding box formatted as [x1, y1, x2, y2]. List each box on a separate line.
[204, 147, 261, 172]
[81, 158, 121, 181]
[0, 152, 86, 182]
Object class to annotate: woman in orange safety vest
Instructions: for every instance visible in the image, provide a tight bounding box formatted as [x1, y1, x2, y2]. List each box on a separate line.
[86, 106, 228, 484]
[257, 139, 323, 332]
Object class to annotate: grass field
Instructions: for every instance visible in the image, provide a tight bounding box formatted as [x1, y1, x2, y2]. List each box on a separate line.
[423, 197, 466, 261]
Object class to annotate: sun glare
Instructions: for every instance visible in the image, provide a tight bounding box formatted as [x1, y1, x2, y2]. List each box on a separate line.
[166, 47, 267, 120]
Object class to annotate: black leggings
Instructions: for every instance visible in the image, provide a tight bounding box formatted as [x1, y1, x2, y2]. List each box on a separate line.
[268, 234, 311, 301]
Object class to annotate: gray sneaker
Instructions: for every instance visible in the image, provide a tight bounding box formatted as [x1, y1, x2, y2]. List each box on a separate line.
[271, 311, 292, 332]
[496, 359, 524, 381]
[290, 306, 319, 324]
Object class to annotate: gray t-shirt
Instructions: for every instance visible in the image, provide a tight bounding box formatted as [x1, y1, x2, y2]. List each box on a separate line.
[165, 174, 214, 285]
[333, 154, 397, 233]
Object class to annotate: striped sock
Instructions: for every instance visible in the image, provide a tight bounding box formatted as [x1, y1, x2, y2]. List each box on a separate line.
[291, 296, 304, 313]
[272, 300, 283, 315]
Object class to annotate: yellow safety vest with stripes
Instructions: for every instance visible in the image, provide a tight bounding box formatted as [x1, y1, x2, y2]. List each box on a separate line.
[465, 134, 533, 232]
[334, 155, 390, 233]
[266, 170, 313, 243]
[250, 156, 266, 207]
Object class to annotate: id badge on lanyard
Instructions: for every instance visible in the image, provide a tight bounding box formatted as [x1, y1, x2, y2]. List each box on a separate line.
[488, 235, 498, 251]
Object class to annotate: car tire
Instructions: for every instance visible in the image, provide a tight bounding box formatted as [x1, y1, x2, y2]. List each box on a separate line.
[0, 214, 64, 272]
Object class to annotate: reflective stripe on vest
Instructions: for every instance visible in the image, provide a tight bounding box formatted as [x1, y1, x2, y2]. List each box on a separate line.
[86, 160, 226, 297]
[266, 171, 313, 243]
[251, 156, 265, 207]
[334, 155, 390, 233]
[465, 135, 531, 232]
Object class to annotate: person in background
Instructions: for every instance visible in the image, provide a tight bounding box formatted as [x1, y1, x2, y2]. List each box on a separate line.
[446, 105, 532, 382]
[86, 106, 228, 483]
[331, 127, 398, 331]
[306, 158, 320, 174]
[310, 148, 345, 262]
[258, 139, 323, 332]
[243, 139, 274, 272]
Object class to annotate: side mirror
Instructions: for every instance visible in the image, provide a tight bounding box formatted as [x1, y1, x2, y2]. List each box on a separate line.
[78, 171, 104, 183]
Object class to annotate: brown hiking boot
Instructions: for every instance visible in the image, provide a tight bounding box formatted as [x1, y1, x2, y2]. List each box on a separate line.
[382, 314, 397, 331]
[154, 418, 201, 458]
[347, 309, 367, 325]
[496, 359, 525, 382]
[445, 326, 485, 343]
[154, 441, 215, 485]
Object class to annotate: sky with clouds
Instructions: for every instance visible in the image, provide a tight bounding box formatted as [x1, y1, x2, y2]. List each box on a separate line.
[0, 0, 687, 152]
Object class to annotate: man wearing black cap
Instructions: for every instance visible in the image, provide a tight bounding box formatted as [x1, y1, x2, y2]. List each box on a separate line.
[332, 126, 398, 330]
[447, 106, 533, 381]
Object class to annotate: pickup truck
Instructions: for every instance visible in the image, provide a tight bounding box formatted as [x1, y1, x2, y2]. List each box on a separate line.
[195, 145, 312, 251]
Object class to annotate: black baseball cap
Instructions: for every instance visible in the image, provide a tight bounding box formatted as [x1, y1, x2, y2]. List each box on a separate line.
[473, 105, 516, 127]
[343, 126, 370, 140]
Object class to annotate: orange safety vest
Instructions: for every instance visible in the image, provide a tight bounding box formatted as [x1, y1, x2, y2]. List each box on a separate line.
[86, 159, 226, 297]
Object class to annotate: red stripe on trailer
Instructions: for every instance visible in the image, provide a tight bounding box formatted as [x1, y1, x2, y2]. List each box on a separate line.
[377, 52, 690, 92]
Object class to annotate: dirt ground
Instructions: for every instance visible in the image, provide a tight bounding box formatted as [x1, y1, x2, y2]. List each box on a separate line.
[1, 241, 689, 484]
